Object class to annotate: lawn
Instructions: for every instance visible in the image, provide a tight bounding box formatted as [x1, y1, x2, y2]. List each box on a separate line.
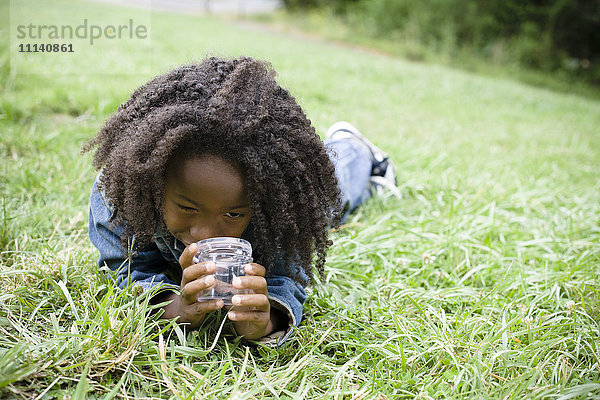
[1, 0, 599, 399]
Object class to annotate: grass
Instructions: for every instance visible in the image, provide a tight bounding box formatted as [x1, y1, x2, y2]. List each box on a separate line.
[1, 0, 600, 398]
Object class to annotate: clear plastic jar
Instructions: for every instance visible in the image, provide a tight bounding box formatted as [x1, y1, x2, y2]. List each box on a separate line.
[193, 237, 253, 305]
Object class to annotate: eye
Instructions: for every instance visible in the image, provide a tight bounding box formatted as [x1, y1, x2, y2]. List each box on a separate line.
[225, 212, 244, 219]
[177, 204, 197, 213]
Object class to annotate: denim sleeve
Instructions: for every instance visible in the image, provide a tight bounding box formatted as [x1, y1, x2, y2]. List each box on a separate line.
[88, 175, 179, 291]
[257, 264, 307, 346]
[266, 273, 307, 327]
[265, 253, 309, 325]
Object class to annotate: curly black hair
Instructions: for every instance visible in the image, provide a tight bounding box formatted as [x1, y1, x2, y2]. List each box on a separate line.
[82, 56, 342, 283]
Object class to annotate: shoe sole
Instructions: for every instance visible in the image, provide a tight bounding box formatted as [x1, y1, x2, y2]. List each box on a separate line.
[326, 121, 387, 163]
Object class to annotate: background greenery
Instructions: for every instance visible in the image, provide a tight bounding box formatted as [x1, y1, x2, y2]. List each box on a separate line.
[278, 0, 600, 96]
[1, 0, 599, 398]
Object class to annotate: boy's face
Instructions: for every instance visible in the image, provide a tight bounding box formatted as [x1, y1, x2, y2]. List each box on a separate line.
[163, 155, 252, 246]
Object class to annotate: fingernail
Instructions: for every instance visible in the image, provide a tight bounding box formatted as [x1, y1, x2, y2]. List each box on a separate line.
[233, 296, 241, 306]
[233, 277, 241, 286]
[206, 275, 215, 285]
[216, 300, 224, 308]
[228, 311, 236, 319]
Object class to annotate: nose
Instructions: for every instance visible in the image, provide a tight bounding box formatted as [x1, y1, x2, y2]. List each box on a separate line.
[189, 219, 221, 242]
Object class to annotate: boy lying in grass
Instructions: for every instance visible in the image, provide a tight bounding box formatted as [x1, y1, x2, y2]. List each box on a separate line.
[83, 56, 399, 344]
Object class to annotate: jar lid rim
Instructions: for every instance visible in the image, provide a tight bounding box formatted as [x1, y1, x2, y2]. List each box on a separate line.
[195, 237, 252, 252]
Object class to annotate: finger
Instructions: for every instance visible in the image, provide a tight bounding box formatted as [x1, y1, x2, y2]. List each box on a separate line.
[228, 309, 269, 322]
[232, 276, 267, 293]
[179, 242, 198, 269]
[181, 275, 216, 302]
[244, 263, 266, 277]
[231, 293, 269, 308]
[181, 261, 216, 285]
[190, 299, 224, 314]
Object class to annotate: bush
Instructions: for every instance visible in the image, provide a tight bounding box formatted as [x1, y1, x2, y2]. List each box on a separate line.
[283, 0, 600, 85]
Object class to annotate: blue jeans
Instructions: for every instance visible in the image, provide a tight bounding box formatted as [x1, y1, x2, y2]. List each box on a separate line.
[325, 137, 373, 224]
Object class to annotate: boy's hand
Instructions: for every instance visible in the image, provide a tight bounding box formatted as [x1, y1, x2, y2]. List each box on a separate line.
[162, 243, 223, 328]
[228, 263, 283, 340]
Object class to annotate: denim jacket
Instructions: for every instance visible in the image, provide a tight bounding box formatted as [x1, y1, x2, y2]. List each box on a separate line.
[88, 173, 307, 345]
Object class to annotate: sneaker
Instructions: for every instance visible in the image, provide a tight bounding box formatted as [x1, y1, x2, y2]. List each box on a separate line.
[326, 121, 401, 199]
